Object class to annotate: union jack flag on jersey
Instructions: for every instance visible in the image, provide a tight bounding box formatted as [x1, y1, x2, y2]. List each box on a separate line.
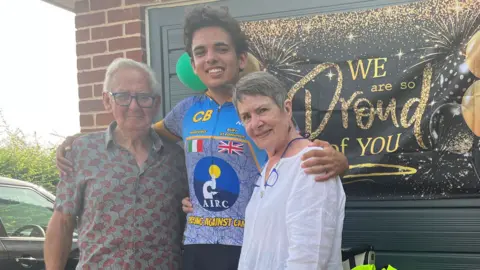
[218, 140, 244, 155]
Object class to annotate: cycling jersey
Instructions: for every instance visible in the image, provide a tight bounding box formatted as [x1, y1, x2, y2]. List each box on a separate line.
[161, 92, 267, 246]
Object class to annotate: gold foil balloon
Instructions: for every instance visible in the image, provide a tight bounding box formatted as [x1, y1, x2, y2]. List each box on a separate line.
[461, 80, 480, 136]
[240, 53, 262, 78]
[466, 31, 480, 78]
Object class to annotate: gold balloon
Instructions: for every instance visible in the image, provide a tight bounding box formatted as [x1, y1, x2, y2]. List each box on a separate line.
[461, 80, 480, 137]
[240, 53, 263, 78]
[466, 31, 480, 78]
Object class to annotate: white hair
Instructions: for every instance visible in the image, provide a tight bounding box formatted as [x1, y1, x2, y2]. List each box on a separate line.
[233, 71, 287, 109]
[103, 58, 161, 95]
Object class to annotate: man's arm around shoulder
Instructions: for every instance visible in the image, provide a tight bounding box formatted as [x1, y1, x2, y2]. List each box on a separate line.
[152, 95, 199, 142]
[152, 120, 182, 142]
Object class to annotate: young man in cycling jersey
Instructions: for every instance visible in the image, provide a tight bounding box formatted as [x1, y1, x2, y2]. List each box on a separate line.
[154, 6, 349, 270]
[56, 6, 349, 270]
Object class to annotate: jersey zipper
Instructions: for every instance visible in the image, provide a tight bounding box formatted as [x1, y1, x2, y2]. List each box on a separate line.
[210, 104, 222, 154]
[210, 104, 222, 244]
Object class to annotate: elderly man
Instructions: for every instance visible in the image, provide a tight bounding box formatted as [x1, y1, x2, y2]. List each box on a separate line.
[44, 58, 188, 270]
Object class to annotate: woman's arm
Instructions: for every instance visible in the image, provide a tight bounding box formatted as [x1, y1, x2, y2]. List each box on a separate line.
[285, 168, 343, 270]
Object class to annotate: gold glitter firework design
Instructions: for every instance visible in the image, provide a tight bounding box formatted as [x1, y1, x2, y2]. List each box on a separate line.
[405, 4, 480, 90]
[397, 101, 477, 197]
[238, 0, 480, 199]
[247, 33, 306, 83]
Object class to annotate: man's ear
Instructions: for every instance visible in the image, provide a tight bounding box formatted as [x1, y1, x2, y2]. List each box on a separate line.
[103, 92, 113, 112]
[154, 95, 162, 111]
[238, 52, 248, 71]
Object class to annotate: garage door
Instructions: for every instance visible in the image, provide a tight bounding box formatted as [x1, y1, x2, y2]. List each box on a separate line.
[147, 0, 480, 269]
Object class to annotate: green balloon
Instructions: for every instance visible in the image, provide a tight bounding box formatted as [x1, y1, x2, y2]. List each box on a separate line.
[176, 52, 207, 91]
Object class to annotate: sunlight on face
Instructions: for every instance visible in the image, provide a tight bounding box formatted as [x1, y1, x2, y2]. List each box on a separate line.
[103, 68, 159, 134]
[191, 26, 246, 90]
[236, 95, 289, 150]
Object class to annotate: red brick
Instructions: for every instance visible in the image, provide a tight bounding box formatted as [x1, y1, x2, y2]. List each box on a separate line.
[90, 0, 122, 11]
[125, 0, 154, 5]
[96, 112, 114, 126]
[78, 69, 106, 84]
[125, 21, 143, 35]
[109, 36, 143, 52]
[75, 0, 89, 13]
[81, 127, 107, 133]
[80, 114, 95, 126]
[77, 57, 92, 70]
[93, 52, 124, 68]
[107, 7, 141, 23]
[79, 85, 93, 99]
[94, 84, 104, 96]
[75, 12, 105, 28]
[126, 50, 145, 62]
[79, 99, 105, 113]
[91, 24, 123, 40]
[76, 29, 90, 42]
[76, 41, 107, 56]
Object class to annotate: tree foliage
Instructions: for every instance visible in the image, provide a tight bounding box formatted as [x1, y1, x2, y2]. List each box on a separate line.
[0, 111, 59, 194]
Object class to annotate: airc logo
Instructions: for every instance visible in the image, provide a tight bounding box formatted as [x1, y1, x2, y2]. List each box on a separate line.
[193, 157, 240, 212]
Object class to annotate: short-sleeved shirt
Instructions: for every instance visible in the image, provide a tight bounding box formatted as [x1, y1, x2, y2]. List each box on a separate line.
[54, 122, 188, 270]
[161, 92, 267, 246]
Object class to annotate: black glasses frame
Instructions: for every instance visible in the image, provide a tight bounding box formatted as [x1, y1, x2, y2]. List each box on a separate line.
[109, 92, 156, 108]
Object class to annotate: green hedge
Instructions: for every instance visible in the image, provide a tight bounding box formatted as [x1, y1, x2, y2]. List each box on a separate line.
[0, 114, 60, 194]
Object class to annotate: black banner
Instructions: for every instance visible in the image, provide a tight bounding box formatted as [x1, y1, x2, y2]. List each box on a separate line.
[241, 0, 480, 200]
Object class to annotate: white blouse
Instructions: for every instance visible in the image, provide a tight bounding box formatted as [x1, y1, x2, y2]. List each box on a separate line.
[238, 147, 346, 270]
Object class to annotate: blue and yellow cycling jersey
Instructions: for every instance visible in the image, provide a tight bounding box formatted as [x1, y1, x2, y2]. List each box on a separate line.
[161, 92, 267, 246]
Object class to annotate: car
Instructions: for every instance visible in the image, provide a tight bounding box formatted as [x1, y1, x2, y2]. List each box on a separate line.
[0, 176, 78, 270]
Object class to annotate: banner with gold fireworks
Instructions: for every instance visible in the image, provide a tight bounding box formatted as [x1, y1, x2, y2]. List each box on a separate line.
[241, 0, 480, 200]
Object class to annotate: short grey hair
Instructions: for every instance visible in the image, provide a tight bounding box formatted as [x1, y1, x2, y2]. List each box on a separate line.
[103, 58, 161, 95]
[232, 71, 287, 109]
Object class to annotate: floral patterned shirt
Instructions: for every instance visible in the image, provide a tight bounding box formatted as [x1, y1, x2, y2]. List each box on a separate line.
[54, 122, 188, 270]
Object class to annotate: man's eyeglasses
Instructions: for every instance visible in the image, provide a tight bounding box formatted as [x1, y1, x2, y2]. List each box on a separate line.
[109, 92, 156, 108]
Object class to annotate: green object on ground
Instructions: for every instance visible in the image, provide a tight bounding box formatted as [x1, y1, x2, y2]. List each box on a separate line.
[352, 265, 376, 270]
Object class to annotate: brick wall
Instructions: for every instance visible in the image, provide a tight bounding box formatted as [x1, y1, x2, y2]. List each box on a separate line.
[75, 0, 155, 133]
[75, 0, 217, 133]
[75, 0, 188, 133]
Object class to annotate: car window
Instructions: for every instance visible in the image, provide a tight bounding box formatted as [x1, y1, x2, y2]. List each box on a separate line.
[0, 185, 53, 237]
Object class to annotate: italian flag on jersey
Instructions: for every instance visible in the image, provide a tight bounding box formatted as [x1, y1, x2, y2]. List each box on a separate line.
[187, 139, 203, 152]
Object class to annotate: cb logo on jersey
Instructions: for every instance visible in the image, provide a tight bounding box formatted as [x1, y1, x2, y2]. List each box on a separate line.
[193, 110, 213, 123]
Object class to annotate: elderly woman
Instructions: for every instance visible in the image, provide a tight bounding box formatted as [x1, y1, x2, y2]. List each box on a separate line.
[234, 71, 346, 270]
[44, 58, 188, 269]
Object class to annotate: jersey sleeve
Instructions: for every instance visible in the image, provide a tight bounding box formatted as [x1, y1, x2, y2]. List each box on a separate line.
[153, 96, 197, 140]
